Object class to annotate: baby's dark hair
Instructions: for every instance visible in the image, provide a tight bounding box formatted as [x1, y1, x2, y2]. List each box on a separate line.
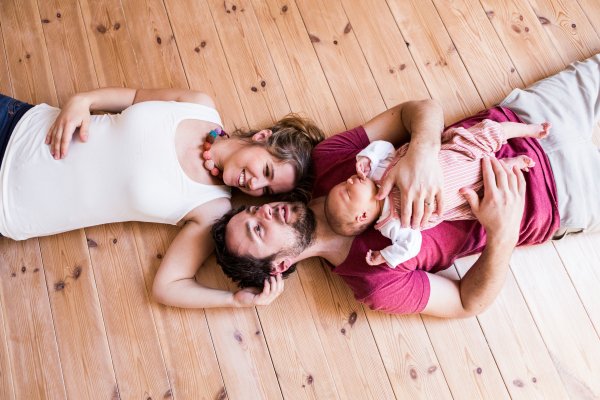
[324, 192, 371, 237]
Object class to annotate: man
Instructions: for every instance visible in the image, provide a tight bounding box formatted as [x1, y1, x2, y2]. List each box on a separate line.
[212, 55, 600, 318]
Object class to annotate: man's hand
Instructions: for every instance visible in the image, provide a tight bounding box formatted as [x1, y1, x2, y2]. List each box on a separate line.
[376, 147, 445, 229]
[232, 274, 284, 307]
[460, 156, 526, 245]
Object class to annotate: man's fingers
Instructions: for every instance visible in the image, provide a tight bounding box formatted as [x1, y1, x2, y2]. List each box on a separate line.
[481, 157, 496, 195]
[412, 196, 425, 229]
[421, 197, 435, 226]
[375, 178, 394, 201]
[435, 190, 445, 217]
[460, 188, 480, 214]
[502, 160, 518, 191]
[491, 157, 508, 189]
[515, 165, 526, 196]
[400, 194, 413, 228]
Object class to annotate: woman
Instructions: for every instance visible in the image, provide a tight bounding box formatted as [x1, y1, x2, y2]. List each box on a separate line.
[0, 87, 324, 308]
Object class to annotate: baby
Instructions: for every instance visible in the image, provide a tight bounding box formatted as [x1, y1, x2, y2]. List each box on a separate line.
[324, 119, 550, 268]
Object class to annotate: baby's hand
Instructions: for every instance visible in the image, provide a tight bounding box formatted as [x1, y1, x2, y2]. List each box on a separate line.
[356, 157, 372, 180]
[366, 250, 386, 266]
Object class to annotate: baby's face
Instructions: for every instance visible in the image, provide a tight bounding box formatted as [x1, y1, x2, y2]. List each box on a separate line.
[328, 175, 377, 219]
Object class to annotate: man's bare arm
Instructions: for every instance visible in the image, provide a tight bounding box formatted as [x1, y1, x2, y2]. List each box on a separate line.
[422, 157, 525, 318]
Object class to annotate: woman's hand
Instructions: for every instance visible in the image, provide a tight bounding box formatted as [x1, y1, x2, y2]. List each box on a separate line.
[46, 94, 92, 159]
[232, 274, 285, 307]
[376, 147, 445, 229]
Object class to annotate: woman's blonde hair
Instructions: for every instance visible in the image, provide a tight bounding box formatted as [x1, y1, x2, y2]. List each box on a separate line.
[231, 113, 325, 200]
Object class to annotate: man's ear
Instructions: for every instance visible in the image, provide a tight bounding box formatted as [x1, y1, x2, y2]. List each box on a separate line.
[271, 258, 293, 275]
[252, 129, 273, 142]
[356, 211, 370, 223]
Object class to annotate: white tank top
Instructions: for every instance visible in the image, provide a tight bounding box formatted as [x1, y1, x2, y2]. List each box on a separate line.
[0, 101, 231, 240]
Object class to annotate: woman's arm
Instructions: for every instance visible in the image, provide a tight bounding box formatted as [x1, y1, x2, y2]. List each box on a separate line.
[47, 87, 215, 159]
[363, 99, 445, 229]
[151, 198, 285, 308]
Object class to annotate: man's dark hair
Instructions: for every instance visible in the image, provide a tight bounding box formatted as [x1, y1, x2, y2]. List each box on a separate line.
[211, 206, 298, 288]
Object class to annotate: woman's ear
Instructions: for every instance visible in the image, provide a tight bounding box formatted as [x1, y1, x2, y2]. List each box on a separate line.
[252, 129, 273, 142]
[271, 258, 292, 274]
[356, 211, 370, 223]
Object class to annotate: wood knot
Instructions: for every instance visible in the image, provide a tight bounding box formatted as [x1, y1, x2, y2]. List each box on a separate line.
[306, 375, 313, 385]
[55, 281, 65, 291]
[282, 5, 288, 12]
[147, 397, 152, 400]
[112, 238, 117, 244]
[11, 273, 16, 277]
[261, 81, 266, 87]
[348, 311, 357, 326]
[42, 19, 50, 23]
[201, 41, 206, 47]
[341, 328, 346, 335]
[194, 47, 200, 52]
[163, 389, 172, 398]
[57, 13, 61, 18]
[538, 16, 550, 25]
[532, 377, 537, 383]
[428, 365, 437, 374]
[511, 25, 521, 33]
[524, 27, 529, 32]
[513, 379, 524, 387]
[389, 68, 394, 74]
[399, 64, 406, 70]
[571, 23, 576, 28]
[97, 25, 107, 34]
[87, 239, 97, 248]
[511, 68, 515, 72]
[215, 387, 226, 400]
[255, 331, 260, 335]
[410, 369, 417, 379]
[226, 10, 230, 13]
[233, 330, 243, 342]
[21, 266, 26, 273]
[333, 40, 338, 45]
[486, 10, 494, 18]
[26, 54, 30, 59]
[519, 15, 523, 21]
[114, 22, 120, 30]
[309, 34, 320, 42]
[344, 22, 352, 34]
[476, 367, 482, 374]
[251, 87, 258, 92]
[34, 268, 39, 273]
[73, 266, 82, 280]
[157, 254, 163, 259]
[405, 41, 410, 46]
[232, 5, 236, 10]
[157, 37, 162, 44]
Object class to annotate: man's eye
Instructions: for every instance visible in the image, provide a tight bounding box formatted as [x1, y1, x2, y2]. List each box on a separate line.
[255, 225, 261, 235]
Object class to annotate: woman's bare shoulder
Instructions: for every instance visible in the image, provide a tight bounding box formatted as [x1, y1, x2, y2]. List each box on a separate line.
[179, 197, 232, 227]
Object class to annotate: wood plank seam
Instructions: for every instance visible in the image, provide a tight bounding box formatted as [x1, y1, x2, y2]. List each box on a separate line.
[575, 0, 600, 39]
[72, 0, 102, 89]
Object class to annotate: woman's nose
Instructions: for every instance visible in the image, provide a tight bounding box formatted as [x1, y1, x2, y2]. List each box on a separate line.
[248, 175, 266, 191]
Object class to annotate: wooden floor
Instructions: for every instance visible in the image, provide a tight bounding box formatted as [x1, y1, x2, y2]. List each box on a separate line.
[2, 0, 600, 398]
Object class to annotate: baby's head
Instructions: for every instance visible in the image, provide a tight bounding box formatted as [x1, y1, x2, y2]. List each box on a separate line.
[325, 174, 380, 236]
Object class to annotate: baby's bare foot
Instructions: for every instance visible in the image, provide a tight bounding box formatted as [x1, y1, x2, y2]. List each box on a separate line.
[502, 155, 536, 172]
[527, 122, 551, 139]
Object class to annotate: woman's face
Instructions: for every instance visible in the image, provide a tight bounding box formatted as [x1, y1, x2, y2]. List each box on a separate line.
[221, 137, 296, 196]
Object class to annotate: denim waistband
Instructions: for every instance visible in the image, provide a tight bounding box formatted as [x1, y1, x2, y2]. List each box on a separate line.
[0, 94, 35, 168]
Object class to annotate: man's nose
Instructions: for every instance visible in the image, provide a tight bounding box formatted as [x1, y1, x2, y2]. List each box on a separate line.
[258, 204, 273, 220]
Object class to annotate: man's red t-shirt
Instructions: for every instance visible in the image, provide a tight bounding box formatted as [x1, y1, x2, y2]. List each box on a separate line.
[311, 107, 560, 314]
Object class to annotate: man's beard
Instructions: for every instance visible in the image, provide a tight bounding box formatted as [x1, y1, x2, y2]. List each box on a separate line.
[274, 202, 316, 259]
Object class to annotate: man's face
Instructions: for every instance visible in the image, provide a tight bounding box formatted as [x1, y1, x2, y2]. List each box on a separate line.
[225, 202, 315, 262]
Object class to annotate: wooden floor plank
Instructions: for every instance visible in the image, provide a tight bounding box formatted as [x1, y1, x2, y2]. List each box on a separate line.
[250, 0, 346, 136]
[206, 0, 291, 128]
[526, 0, 600, 64]
[455, 255, 570, 400]
[510, 243, 600, 399]
[0, 0, 58, 105]
[0, 26, 13, 96]
[38, 231, 118, 399]
[478, 0, 565, 85]
[431, 0, 524, 106]
[385, 0, 485, 124]
[293, 0, 388, 128]
[553, 233, 600, 340]
[0, 239, 67, 400]
[337, 0, 431, 107]
[422, 268, 512, 400]
[576, 0, 600, 39]
[36, 0, 98, 105]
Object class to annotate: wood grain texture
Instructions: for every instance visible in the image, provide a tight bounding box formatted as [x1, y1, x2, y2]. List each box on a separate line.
[294, 257, 396, 400]
[36, 0, 98, 105]
[338, 0, 431, 107]
[162, 0, 248, 131]
[576, 0, 600, 39]
[133, 223, 226, 400]
[431, 0, 524, 106]
[0, 239, 67, 400]
[119, 0, 188, 88]
[78, 0, 143, 88]
[479, 0, 565, 85]
[294, 0, 388, 129]
[251, 0, 346, 136]
[455, 255, 570, 400]
[0, 25, 13, 95]
[85, 223, 171, 400]
[526, 0, 600, 64]
[206, 0, 291, 128]
[0, 0, 57, 105]
[553, 233, 600, 339]
[38, 231, 118, 399]
[386, 0, 484, 125]
[511, 243, 600, 399]
[362, 309, 453, 400]
[422, 268, 511, 400]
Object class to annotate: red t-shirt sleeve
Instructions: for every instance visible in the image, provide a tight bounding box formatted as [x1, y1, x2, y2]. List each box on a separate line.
[361, 270, 430, 314]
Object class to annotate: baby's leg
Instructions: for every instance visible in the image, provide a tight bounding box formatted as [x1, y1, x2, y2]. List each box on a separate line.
[501, 155, 536, 172]
[500, 121, 551, 140]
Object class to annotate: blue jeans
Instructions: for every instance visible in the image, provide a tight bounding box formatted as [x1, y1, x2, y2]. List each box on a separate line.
[0, 94, 35, 237]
